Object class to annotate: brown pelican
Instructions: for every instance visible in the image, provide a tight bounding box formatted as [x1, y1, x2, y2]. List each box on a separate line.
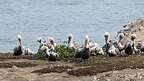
[102, 32, 118, 56]
[139, 42, 144, 53]
[41, 45, 59, 61]
[67, 33, 74, 48]
[37, 37, 47, 48]
[125, 34, 138, 55]
[13, 34, 23, 56]
[75, 35, 90, 59]
[65, 33, 80, 49]
[48, 37, 57, 51]
[23, 48, 34, 55]
[48, 37, 56, 47]
[114, 33, 125, 52]
[89, 42, 104, 56]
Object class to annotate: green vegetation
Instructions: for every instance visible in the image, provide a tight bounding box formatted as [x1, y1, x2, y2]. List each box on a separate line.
[55, 45, 75, 60]
[35, 45, 75, 60]
[34, 49, 48, 60]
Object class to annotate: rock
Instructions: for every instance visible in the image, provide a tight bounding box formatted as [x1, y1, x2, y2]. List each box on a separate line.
[9, 65, 18, 72]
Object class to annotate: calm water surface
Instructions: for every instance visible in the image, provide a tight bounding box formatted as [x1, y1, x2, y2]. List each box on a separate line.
[0, 0, 144, 52]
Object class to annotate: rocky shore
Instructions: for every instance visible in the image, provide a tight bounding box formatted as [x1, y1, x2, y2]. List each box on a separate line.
[117, 18, 144, 45]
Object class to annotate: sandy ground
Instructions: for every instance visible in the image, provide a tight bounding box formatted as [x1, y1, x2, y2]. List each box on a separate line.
[0, 55, 144, 81]
[0, 59, 141, 81]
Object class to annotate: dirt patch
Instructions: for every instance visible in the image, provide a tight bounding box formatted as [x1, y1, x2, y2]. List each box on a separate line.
[0, 62, 38, 68]
[32, 64, 73, 74]
[0, 53, 35, 60]
[68, 55, 144, 76]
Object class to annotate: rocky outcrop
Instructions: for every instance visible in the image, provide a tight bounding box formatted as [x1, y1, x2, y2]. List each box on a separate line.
[116, 18, 144, 45]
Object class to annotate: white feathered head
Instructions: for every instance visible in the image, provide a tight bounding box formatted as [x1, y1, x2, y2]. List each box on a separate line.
[37, 37, 42, 43]
[118, 33, 124, 39]
[18, 34, 22, 41]
[104, 32, 110, 37]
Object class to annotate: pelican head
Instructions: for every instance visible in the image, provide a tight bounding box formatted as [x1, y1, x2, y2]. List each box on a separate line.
[18, 34, 22, 42]
[68, 33, 73, 38]
[118, 33, 124, 42]
[104, 32, 110, 44]
[48, 37, 54, 45]
[118, 33, 124, 39]
[131, 34, 136, 41]
[85, 35, 90, 48]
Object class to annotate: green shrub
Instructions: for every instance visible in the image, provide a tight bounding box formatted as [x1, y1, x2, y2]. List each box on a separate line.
[55, 45, 75, 60]
[35, 45, 76, 60]
[34, 49, 47, 60]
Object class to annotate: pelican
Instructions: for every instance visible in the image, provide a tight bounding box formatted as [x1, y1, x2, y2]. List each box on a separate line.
[114, 33, 125, 52]
[37, 37, 42, 44]
[124, 33, 138, 55]
[108, 40, 119, 56]
[48, 37, 56, 46]
[102, 32, 118, 56]
[75, 35, 90, 59]
[13, 34, 23, 56]
[139, 42, 144, 53]
[23, 48, 34, 55]
[102, 32, 111, 53]
[41, 45, 59, 61]
[90, 42, 104, 55]
[37, 37, 47, 48]
[67, 33, 74, 48]
[48, 37, 57, 51]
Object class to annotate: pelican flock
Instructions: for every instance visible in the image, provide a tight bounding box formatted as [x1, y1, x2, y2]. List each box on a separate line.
[13, 31, 143, 61]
